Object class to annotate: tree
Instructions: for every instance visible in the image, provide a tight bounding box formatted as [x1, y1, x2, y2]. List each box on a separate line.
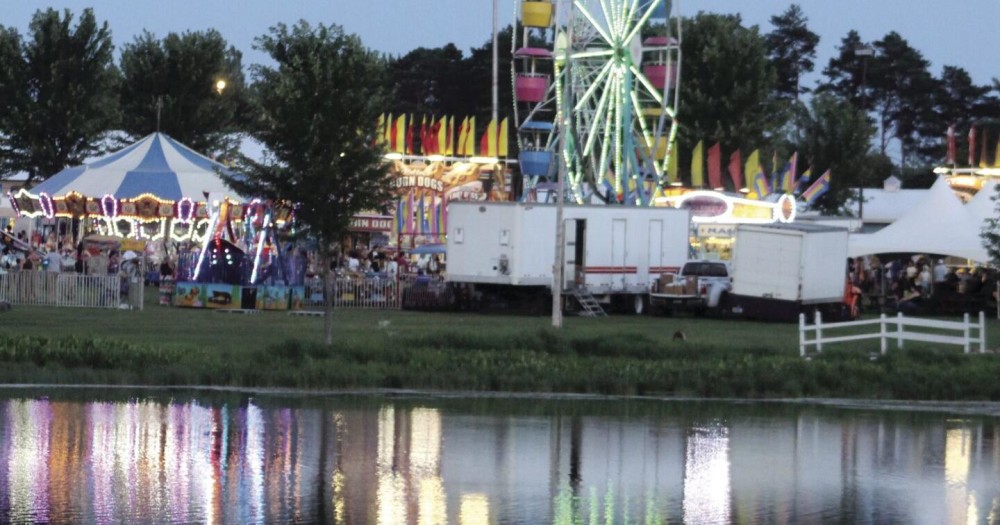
[0, 8, 118, 183]
[387, 44, 467, 116]
[229, 22, 392, 345]
[765, 4, 819, 99]
[118, 30, 247, 155]
[678, 13, 781, 185]
[794, 93, 875, 214]
[820, 31, 936, 168]
[980, 184, 1000, 266]
[819, 31, 867, 109]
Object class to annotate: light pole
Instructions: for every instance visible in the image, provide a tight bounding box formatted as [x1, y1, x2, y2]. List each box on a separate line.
[855, 45, 874, 224]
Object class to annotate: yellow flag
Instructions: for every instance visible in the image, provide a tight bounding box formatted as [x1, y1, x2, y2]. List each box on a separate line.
[447, 116, 456, 156]
[744, 149, 760, 194]
[498, 118, 509, 157]
[666, 140, 679, 184]
[384, 113, 393, 147]
[690, 140, 704, 187]
[466, 116, 476, 156]
[486, 118, 498, 157]
[437, 116, 448, 156]
[457, 117, 469, 157]
[993, 138, 1000, 168]
[394, 114, 406, 153]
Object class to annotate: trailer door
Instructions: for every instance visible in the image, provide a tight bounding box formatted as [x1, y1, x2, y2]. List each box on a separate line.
[647, 220, 663, 281]
[563, 219, 586, 290]
[612, 218, 627, 288]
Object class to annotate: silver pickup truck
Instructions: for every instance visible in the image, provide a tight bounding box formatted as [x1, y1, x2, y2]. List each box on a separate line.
[649, 260, 732, 315]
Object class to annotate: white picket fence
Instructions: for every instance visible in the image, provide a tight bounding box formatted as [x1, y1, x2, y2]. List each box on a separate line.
[799, 311, 986, 356]
[0, 272, 144, 310]
[304, 277, 402, 309]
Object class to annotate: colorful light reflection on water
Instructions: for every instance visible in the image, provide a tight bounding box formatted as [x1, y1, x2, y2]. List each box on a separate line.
[0, 392, 997, 524]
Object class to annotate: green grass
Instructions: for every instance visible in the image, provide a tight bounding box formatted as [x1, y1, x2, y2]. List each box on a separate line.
[2, 288, 1000, 400]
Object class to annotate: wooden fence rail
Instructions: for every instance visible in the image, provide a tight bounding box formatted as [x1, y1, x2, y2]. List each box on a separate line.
[0, 272, 143, 310]
[799, 311, 986, 356]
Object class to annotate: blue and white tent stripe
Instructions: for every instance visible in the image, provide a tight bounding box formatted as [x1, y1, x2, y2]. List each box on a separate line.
[29, 133, 242, 202]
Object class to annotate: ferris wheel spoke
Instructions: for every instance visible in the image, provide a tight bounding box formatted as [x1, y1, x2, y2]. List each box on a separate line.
[570, 49, 614, 60]
[624, 1, 658, 44]
[582, 78, 614, 157]
[574, 2, 615, 48]
[574, 59, 614, 112]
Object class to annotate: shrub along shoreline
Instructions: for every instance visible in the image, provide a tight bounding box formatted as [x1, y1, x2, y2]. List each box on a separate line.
[0, 302, 999, 400]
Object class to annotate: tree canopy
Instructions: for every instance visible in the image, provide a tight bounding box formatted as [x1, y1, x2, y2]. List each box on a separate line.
[0, 8, 118, 183]
[765, 4, 819, 99]
[118, 29, 247, 155]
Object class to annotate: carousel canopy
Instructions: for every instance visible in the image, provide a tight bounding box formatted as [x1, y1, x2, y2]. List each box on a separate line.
[29, 132, 243, 202]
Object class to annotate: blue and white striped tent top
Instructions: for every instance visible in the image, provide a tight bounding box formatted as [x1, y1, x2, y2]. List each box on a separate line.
[30, 133, 243, 202]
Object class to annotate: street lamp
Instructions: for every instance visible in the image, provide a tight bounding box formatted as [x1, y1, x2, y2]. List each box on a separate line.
[855, 45, 874, 223]
[215, 79, 227, 95]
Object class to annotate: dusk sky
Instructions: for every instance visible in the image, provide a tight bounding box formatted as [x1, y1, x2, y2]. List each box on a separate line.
[3, 1, 999, 89]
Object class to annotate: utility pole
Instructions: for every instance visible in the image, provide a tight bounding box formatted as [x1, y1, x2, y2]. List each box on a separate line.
[855, 45, 874, 224]
[553, 4, 573, 329]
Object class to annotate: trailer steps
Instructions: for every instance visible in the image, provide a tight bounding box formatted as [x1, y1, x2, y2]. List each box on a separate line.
[573, 288, 607, 317]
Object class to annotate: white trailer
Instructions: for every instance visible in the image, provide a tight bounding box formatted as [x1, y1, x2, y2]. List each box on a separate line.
[445, 202, 690, 313]
[724, 223, 850, 322]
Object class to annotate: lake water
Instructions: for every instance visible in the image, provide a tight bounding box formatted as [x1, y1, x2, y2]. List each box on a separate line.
[0, 388, 997, 524]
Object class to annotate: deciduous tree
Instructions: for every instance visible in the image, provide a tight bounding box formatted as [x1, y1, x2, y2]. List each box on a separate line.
[229, 22, 392, 345]
[118, 30, 247, 155]
[0, 8, 118, 183]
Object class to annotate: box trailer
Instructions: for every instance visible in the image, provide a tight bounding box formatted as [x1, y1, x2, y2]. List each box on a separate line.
[724, 223, 851, 322]
[445, 202, 690, 314]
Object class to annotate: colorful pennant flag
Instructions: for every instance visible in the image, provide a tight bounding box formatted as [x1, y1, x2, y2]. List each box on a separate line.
[780, 152, 798, 193]
[405, 115, 415, 155]
[794, 167, 812, 194]
[376, 114, 386, 146]
[457, 117, 469, 157]
[396, 198, 404, 235]
[404, 191, 414, 235]
[690, 140, 704, 187]
[993, 138, 1000, 169]
[969, 126, 977, 167]
[465, 116, 476, 156]
[728, 149, 742, 191]
[800, 169, 831, 205]
[666, 140, 679, 185]
[770, 151, 780, 192]
[446, 116, 455, 156]
[480, 118, 498, 157]
[947, 125, 956, 165]
[385, 113, 394, 149]
[707, 142, 722, 190]
[980, 129, 989, 168]
[394, 114, 406, 154]
[498, 118, 509, 157]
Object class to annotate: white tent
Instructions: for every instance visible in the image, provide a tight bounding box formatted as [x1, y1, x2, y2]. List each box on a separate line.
[965, 179, 999, 224]
[848, 177, 990, 262]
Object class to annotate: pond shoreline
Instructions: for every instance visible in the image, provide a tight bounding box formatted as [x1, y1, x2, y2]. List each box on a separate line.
[3, 383, 1000, 417]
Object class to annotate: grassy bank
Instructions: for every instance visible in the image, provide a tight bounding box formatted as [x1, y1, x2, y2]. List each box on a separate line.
[1, 291, 1000, 400]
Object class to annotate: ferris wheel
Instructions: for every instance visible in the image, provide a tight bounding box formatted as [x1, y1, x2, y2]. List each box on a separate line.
[513, 0, 681, 205]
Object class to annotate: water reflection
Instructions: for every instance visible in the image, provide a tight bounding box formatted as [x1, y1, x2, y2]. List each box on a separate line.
[0, 391, 997, 524]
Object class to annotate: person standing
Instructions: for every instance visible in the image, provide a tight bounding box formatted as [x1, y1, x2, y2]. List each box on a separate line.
[933, 259, 948, 284]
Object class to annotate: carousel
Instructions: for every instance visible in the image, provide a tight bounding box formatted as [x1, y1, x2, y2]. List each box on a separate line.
[7, 133, 305, 310]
